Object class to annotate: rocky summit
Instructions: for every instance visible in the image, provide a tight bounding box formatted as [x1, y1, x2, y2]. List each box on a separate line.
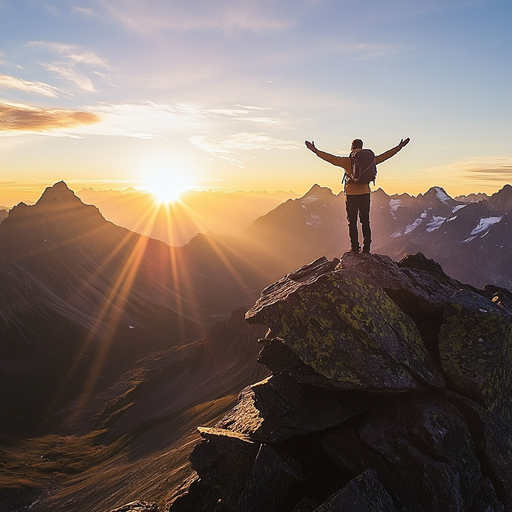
[165, 251, 512, 512]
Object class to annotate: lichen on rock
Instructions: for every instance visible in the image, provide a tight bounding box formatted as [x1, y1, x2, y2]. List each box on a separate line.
[246, 259, 444, 392]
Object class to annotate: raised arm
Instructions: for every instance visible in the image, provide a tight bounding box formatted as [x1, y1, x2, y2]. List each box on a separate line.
[375, 138, 410, 164]
[305, 140, 350, 169]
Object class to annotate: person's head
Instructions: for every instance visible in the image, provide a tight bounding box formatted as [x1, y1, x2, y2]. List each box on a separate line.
[351, 139, 363, 151]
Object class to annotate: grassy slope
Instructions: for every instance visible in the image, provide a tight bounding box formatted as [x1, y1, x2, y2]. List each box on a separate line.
[1, 394, 238, 512]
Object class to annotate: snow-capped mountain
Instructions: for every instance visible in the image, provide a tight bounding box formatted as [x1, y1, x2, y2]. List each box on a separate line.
[237, 183, 512, 290]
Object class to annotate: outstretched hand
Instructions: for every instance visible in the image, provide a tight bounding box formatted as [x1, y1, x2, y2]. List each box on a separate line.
[399, 138, 410, 148]
[305, 140, 317, 153]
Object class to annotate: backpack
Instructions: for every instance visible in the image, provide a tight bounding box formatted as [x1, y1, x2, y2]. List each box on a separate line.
[348, 149, 377, 184]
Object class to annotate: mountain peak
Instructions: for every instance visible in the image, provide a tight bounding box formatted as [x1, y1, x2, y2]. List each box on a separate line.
[35, 181, 83, 207]
[425, 186, 453, 205]
[303, 184, 334, 199]
[489, 183, 512, 212]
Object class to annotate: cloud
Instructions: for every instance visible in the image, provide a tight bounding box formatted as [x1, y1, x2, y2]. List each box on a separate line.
[463, 157, 512, 181]
[65, 101, 288, 139]
[28, 41, 113, 70]
[190, 132, 300, 166]
[422, 157, 512, 184]
[23, 41, 114, 93]
[0, 101, 101, 132]
[93, 0, 311, 34]
[44, 64, 95, 92]
[0, 74, 60, 97]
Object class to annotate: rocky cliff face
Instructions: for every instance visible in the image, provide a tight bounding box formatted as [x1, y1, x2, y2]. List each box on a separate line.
[167, 252, 512, 512]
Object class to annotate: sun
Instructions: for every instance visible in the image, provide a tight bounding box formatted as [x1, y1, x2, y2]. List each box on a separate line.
[143, 168, 193, 204]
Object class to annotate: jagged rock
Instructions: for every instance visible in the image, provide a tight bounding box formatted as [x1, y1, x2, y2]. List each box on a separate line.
[246, 258, 444, 392]
[236, 444, 304, 512]
[257, 338, 304, 374]
[323, 394, 481, 512]
[311, 469, 395, 512]
[469, 476, 505, 512]
[442, 390, 512, 510]
[339, 251, 475, 354]
[339, 251, 470, 312]
[216, 374, 374, 443]
[439, 289, 512, 408]
[185, 428, 260, 511]
[110, 502, 159, 512]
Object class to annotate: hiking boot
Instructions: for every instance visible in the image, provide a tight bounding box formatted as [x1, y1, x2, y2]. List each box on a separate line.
[349, 247, 360, 254]
[362, 247, 371, 253]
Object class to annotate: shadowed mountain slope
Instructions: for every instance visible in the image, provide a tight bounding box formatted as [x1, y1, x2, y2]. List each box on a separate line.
[0, 182, 265, 435]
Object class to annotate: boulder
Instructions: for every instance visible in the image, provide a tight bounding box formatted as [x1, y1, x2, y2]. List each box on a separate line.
[323, 394, 481, 512]
[311, 469, 395, 512]
[246, 258, 444, 392]
[339, 251, 470, 313]
[183, 428, 260, 511]
[216, 374, 374, 443]
[339, 251, 475, 354]
[236, 444, 304, 512]
[443, 390, 512, 510]
[439, 289, 512, 408]
[257, 337, 304, 374]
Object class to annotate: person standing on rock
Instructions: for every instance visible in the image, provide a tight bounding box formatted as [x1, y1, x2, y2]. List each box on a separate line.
[305, 138, 410, 253]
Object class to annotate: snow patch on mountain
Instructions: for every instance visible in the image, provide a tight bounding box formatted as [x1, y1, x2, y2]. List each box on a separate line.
[434, 187, 452, 205]
[404, 211, 427, 235]
[301, 196, 318, 204]
[306, 214, 322, 227]
[462, 216, 504, 243]
[452, 204, 467, 213]
[470, 216, 504, 236]
[389, 199, 401, 216]
[426, 216, 446, 232]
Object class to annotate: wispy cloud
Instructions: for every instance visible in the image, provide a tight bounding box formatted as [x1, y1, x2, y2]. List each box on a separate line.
[44, 63, 95, 92]
[422, 156, 512, 184]
[81, 102, 206, 138]
[463, 157, 512, 181]
[25, 41, 114, 93]
[0, 101, 101, 132]
[28, 41, 113, 69]
[0, 74, 60, 97]
[65, 101, 288, 138]
[93, 0, 310, 34]
[190, 132, 300, 166]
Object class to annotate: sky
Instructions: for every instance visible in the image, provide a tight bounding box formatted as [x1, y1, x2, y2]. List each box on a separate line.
[1, 0, 512, 205]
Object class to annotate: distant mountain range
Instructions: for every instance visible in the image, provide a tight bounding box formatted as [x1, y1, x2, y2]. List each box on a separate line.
[75, 187, 298, 247]
[234, 183, 512, 290]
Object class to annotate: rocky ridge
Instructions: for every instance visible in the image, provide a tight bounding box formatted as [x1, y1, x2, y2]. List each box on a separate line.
[163, 252, 512, 512]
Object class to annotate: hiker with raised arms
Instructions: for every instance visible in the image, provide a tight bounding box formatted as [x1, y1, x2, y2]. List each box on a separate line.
[305, 137, 410, 254]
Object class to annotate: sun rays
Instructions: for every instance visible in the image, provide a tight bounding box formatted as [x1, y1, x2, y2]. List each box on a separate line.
[52, 188, 271, 426]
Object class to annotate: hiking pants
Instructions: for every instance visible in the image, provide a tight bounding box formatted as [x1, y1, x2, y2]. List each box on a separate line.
[346, 193, 371, 251]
